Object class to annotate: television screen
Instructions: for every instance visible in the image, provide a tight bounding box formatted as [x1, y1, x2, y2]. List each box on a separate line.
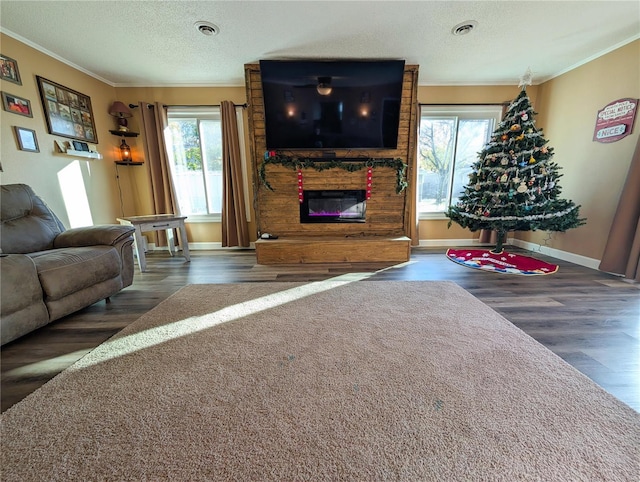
[260, 60, 405, 150]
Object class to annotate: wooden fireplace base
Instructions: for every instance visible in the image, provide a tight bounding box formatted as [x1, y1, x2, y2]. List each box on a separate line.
[255, 236, 411, 265]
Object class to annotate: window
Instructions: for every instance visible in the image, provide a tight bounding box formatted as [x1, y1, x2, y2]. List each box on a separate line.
[165, 107, 223, 218]
[417, 105, 503, 217]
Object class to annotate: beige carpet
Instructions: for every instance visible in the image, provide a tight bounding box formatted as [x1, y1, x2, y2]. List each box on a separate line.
[2, 280, 639, 481]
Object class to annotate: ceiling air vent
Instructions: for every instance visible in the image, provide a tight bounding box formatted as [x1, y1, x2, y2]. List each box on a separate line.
[195, 21, 219, 36]
[452, 21, 478, 36]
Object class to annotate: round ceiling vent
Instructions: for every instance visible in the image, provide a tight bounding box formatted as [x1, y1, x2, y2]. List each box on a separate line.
[452, 20, 478, 36]
[195, 21, 219, 36]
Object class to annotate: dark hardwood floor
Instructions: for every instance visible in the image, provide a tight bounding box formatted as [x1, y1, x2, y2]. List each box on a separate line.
[2, 247, 638, 413]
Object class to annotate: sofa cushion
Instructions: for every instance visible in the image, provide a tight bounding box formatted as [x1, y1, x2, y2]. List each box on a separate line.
[30, 247, 121, 301]
[1, 184, 66, 254]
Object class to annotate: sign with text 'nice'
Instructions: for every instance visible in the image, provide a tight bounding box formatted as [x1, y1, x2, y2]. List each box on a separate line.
[593, 98, 638, 143]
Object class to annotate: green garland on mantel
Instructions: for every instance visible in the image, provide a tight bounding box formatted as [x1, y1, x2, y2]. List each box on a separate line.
[258, 155, 408, 194]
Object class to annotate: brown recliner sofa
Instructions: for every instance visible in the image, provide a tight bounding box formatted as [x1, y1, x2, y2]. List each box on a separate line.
[1, 184, 135, 345]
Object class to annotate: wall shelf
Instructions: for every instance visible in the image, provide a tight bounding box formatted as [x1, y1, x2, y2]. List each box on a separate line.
[64, 149, 102, 159]
[109, 130, 139, 137]
[115, 161, 144, 166]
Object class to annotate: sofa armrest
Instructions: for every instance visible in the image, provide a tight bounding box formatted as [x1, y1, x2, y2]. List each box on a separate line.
[53, 225, 135, 248]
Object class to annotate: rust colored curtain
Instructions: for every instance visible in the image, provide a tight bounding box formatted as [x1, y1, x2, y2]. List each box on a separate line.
[139, 102, 178, 247]
[220, 101, 249, 247]
[407, 68, 420, 245]
[599, 135, 640, 281]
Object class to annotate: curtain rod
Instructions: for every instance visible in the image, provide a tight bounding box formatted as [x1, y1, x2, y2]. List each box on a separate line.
[419, 102, 509, 106]
[130, 103, 248, 109]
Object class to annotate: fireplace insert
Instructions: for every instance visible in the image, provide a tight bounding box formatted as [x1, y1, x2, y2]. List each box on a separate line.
[300, 190, 366, 223]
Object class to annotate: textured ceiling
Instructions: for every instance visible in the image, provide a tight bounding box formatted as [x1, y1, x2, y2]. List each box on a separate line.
[1, 1, 638, 87]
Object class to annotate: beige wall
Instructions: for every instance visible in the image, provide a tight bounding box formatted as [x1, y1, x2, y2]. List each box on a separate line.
[0, 34, 120, 227]
[2, 31, 637, 260]
[517, 40, 639, 260]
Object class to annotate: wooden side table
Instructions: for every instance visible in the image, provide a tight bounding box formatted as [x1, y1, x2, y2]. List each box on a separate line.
[117, 214, 190, 272]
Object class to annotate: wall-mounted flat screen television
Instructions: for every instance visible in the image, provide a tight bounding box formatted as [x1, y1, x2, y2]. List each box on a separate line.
[260, 60, 405, 150]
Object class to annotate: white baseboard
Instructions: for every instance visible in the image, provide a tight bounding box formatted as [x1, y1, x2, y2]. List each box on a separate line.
[509, 239, 601, 270]
[147, 242, 256, 251]
[417, 238, 510, 248]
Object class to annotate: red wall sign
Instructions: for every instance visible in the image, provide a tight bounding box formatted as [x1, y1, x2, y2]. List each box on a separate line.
[593, 98, 638, 143]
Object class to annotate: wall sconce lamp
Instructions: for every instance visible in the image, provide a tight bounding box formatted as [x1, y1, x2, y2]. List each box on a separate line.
[119, 138, 132, 163]
[109, 101, 133, 132]
[317, 76, 332, 96]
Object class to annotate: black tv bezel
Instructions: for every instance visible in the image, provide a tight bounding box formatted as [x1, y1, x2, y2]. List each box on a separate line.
[260, 59, 405, 151]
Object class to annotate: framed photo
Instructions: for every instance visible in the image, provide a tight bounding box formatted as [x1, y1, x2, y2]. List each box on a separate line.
[36, 76, 98, 143]
[1, 92, 32, 117]
[72, 140, 89, 151]
[0, 54, 21, 85]
[13, 126, 39, 152]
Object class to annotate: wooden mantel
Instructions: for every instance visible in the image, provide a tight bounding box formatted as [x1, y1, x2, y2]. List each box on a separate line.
[244, 63, 419, 264]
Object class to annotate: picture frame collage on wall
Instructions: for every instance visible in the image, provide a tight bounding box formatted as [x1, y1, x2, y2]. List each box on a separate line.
[1, 54, 37, 153]
[2, 55, 100, 153]
[36, 75, 98, 143]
